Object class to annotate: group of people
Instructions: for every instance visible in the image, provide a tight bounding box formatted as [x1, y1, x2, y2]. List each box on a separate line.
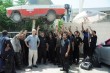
[0, 23, 97, 73]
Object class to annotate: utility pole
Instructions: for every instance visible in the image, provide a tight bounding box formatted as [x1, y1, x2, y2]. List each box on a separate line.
[32, 19, 36, 30]
[79, 0, 84, 13]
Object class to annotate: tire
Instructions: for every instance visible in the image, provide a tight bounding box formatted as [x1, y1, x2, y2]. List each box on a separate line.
[11, 12, 22, 23]
[47, 10, 56, 22]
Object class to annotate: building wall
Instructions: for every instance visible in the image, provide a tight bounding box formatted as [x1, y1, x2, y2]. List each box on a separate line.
[64, 21, 110, 45]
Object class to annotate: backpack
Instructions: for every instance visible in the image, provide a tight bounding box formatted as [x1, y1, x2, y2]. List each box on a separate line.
[80, 62, 93, 70]
[80, 56, 93, 70]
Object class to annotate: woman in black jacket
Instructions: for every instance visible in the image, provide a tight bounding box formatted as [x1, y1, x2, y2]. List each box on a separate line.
[0, 40, 16, 73]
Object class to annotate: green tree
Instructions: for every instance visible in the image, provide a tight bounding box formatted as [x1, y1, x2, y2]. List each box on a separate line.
[15, 0, 26, 5]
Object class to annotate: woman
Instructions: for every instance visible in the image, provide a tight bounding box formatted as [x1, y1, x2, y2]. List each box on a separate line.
[0, 40, 16, 73]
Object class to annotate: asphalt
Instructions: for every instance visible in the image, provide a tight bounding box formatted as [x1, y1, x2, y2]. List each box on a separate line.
[17, 63, 110, 73]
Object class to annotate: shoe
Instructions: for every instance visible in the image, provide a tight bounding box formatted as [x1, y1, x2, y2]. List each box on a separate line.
[33, 65, 38, 68]
[58, 65, 62, 67]
[60, 69, 66, 71]
[27, 66, 32, 69]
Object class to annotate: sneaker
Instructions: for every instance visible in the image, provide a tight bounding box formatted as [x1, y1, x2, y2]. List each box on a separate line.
[33, 65, 38, 68]
[27, 66, 32, 69]
[60, 69, 66, 71]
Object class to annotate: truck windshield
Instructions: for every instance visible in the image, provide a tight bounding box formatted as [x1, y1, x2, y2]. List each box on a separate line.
[27, 0, 53, 5]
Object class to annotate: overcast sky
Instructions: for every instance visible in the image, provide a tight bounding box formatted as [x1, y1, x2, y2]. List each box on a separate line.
[14, 0, 110, 8]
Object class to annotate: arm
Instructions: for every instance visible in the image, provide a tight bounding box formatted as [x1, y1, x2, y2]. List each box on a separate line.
[88, 26, 93, 32]
[36, 26, 40, 35]
[37, 37, 40, 47]
[65, 42, 70, 57]
[81, 22, 85, 32]
[25, 41, 29, 48]
[25, 36, 30, 48]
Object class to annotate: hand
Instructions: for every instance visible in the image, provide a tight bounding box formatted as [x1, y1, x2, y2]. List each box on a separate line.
[37, 26, 40, 30]
[65, 53, 68, 57]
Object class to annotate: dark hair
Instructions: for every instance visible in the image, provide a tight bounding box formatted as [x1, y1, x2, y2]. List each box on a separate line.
[2, 30, 8, 36]
[63, 32, 68, 37]
[75, 31, 80, 36]
[3, 40, 13, 50]
[93, 30, 96, 34]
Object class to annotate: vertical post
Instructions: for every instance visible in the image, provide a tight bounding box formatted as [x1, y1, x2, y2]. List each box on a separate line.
[32, 19, 36, 30]
[79, 0, 84, 13]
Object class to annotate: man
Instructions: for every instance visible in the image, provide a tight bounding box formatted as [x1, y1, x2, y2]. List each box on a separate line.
[0, 30, 10, 72]
[89, 27, 97, 58]
[11, 31, 23, 70]
[81, 23, 90, 59]
[25, 26, 40, 69]
[38, 32, 48, 64]
[68, 26, 74, 65]
[73, 31, 82, 64]
[60, 32, 70, 73]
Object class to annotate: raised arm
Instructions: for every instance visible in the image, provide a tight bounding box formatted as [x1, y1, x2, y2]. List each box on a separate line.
[36, 26, 40, 35]
[81, 22, 85, 32]
[88, 26, 93, 32]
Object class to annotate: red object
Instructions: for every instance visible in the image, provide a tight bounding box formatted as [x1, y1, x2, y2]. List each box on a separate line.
[6, 5, 65, 19]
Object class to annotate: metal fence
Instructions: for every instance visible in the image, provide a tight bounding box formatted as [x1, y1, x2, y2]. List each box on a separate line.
[0, 32, 31, 38]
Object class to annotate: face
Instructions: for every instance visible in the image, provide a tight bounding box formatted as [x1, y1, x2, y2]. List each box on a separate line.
[6, 43, 10, 47]
[23, 30, 27, 35]
[49, 34, 52, 38]
[68, 31, 71, 36]
[86, 28, 89, 32]
[74, 31, 77, 36]
[41, 32, 44, 37]
[32, 29, 36, 35]
[63, 33, 67, 39]
[92, 31, 96, 35]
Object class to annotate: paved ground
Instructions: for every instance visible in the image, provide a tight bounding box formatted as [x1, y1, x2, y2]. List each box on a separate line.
[79, 65, 110, 73]
[17, 64, 79, 73]
[17, 63, 110, 73]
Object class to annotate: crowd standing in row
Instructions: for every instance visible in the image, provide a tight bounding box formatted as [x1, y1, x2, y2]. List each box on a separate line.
[0, 23, 97, 73]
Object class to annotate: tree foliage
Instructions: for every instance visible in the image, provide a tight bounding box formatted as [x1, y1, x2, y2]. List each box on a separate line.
[0, 0, 54, 32]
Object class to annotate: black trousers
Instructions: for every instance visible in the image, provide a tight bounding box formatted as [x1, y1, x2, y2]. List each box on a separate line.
[48, 47, 55, 63]
[5, 57, 16, 73]
[69, 49, 74, 65]
[55, 47, 61, 64]
[89, 45, 96, 58]
[73, 46, 79, 63]
[83, 43, 89, 59]
[14, 52, 22, 69]
[61, 53, 69, 72]
[38, 47, 47, 64]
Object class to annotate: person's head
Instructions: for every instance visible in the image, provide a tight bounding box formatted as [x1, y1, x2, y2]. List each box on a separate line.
[23, 30, 27, 36]
[41, 32, 45, 37]
[74, 31, 80, 37]
[92, 30, 96, 36]
[86, 28, 89, 32]
[2, 30, 8, 36]
[4, 40, 13, 50]
[49, 33, 52, 38]
[32, 29, 37, 36]
[63, 32, 68, 40]
[68, 31, 72, 36]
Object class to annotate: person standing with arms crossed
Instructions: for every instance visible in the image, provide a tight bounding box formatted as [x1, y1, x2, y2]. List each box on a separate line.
[25, 26, 40, 69]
